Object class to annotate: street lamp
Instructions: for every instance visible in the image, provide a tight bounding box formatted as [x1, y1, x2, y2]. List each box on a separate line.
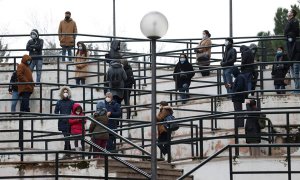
[140, 11, 168, 180]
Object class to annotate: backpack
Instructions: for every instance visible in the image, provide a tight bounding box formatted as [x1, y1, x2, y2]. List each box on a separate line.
[163, 115, 179, 131]
[111, 72, 121, 88]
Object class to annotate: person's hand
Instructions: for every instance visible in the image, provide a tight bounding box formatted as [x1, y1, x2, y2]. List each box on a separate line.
[107, 112, 112, 117]
[8, 91, 12, 95]
[245, 99, 251, 104]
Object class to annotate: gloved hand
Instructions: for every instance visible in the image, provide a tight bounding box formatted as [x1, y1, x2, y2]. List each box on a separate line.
[182, 83, 189, 89]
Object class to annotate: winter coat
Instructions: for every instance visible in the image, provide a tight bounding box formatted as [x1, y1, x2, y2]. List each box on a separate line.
[284, 17, 300, 38]
[221, 44, 237, 67]
[26, 29, 44, 60]
[54, 86, 74, 132]
[196, 38, 212, 66]
[240, 45, 254, 73]
[245, 104, 261, 144]
[90, 115, 109, 140]
[17, 55, 34, 94]
[107, 61, 127, 98]
[75, 51, 89, 78]
[123, 64, 135, 88]
[109, 40, 122, 60]
[156, 106, 173, 136]
[69, 103, 86, 135]
[8, 71, 18, 92]
[271, 54, 289, 85]
[173, 59, 195, 89]
[58, 18, 77, 47]
[231, 68, 246, 103]
[105, 100, 121, 130]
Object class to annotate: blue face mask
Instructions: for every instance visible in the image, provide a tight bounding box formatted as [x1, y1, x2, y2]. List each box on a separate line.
[276, 51, 283, 56]
[26, 61, 31, 65]
[180, 58, 185, 64]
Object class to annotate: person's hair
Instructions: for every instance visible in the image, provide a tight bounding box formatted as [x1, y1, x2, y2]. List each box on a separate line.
[225, 38, 233, 44]
[291, 9, 297, 17]
[278, 46, 284, 51]
[106, 92, 113, 97]
[159, 101, 168, 106]
[180, 53, 187, 59]
[65, 11, 71, 15]
[76, 42, 88, 57]
[203, 30, 211, 38]
[249, 99, 256, 107]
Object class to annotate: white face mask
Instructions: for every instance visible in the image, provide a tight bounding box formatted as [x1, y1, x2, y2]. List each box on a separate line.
[75, 111, 81, 115]
[202, 34, 207, 39]
[225, 41, 229, 46]
[78, 46, 82, 50]
[31, 34, 37, 39]
[105, 97, 112, 103]
[63, 93, 69, 98]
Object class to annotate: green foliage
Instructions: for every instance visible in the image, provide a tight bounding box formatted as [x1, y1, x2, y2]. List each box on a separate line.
[43, 40, 60, 63]
[273, 8, 288, 35]
[0, 39, 10, 63]
[256, 31, 274, 62]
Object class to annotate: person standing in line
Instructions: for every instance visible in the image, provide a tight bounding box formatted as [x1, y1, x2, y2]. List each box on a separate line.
[26, 29, 44, 83]
[249, 43, 259, 96]
[17, 55, 34, 112]
[74, 42, 89, 85]
[195, 30, 212, 76]
[271, 47, 290, 94]
[8, 70, 20, 112]
[90, 100, 109, 158]
[245, 99, 261, 157]
[240, 45, 255, 95]
[69, 103, 86, 151]
[121, 59, 135, 119]
[104, 92, 122, 152]
[54, 86, 75, 154]
[173, 53, 195, 104]
[58, 11, 77, 62]
[221, 38, 237, 96]
[284, 9, 300, 93]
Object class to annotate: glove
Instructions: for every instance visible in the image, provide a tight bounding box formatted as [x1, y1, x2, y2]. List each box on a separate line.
[182, 83, 189, 89]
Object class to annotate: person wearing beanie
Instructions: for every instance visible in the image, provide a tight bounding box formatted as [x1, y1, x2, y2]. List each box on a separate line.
[17, 54, 34, 112]
[221, 38, 237, 96]
[58, 11, 78, 62]
[26, 29, 44, 83]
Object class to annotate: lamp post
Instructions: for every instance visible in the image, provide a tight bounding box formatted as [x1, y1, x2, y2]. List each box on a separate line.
[229, 0, 233, 37]
[140, 11, 168, 180]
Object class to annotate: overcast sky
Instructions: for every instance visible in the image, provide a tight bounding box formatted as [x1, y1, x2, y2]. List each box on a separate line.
[0, 0, 298, 57]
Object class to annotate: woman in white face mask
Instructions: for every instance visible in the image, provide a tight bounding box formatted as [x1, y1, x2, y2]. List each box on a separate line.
[75, 42, 89, 85]
[69, 103, 86, 151]
[195, 30, 212, 76]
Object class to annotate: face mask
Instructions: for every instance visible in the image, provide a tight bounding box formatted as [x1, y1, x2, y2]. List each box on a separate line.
[202, 34, 207, 39]
[105, 97, 112, 103]
[31, 34, 37, 39]
[225, 41, 229, 46]
[65, 16, 70, 20]
[78, 46, 82, 50]
[75, 111, 81, 115]
[288, 37, 293, 42]
[63, 93, 69, 98]
[26, 61, 31, 65]
[180, 58, 185, 63]
[277, 51, 283, 56]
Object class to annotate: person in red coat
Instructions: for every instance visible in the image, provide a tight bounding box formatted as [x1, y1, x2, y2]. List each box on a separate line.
[69, 103, 86, 151]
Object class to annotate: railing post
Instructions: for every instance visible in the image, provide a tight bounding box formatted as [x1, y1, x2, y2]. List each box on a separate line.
[19, 115, 24, 162]
[287, 146, 291, 180]
[105, 154, 109, 179]
[199, 119, 203, 159]
[55, 152, 59, 180]
[40, 83, 43, 113]
[83, 86, 86, 111]
[229, 146, 233, 180]
[82, 117, 85, 159]
[190, 120, 194, 157]
[66, 64, 69, 84]
[45, 141, 48, 161]
[31, 119, 34, 148]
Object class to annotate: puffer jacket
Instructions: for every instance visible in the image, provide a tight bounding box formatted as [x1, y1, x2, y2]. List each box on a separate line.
[107, 61, 127, 98]
[105, 100, 121, 130]
[26, 29, 44, 60]
[240, 45, 254, 73]
[69, 103, 86, 135]
[221, 44, 237, 67]
[75, 51, 89, 78]
[156, 106, 173, 136]
[58, 18, 77, 47]
[196, 38, 212, 66]
[17, 55, 34, 94]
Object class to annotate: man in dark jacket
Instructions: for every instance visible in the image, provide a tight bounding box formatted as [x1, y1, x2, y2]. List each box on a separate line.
[107, 60, 127, 104]
[17, 55, 34, 112]
[173, 53, 195, 103]
[54, 86, 74, 152]
[8, 71, 19, 112]
[231, 67, 246, 128]
[121, 59, 135, 119]
[26, 29, 44, 83]
[240, 45, 254, 94]
[109, 40, 122, 60]
[104, 92, 122, 152]
[221, 38, 237, 95]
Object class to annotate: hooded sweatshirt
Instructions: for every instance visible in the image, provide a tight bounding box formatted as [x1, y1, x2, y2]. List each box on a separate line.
[240, 45, 254, 73]
[107, 60, 127, 98]
[26, 29, 44, 60]
[231, 67, 246, 103]
[69, 103, 86, 135]
[109, 40, 122, 59]
[17, 55, 34, 94]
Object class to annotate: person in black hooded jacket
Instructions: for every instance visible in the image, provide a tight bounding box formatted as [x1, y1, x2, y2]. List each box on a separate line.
[240, 45, 255, 97]
[108, 40, 122, 64]
[173, 53, 195, 103]
[26, 29, 44, 83]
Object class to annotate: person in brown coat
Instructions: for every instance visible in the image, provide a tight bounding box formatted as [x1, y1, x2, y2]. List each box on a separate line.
[156, 101, 173, 156]
[74, 42, 89, 85]
[58, 11, 78, 61]
[195, 30, 212, 76]
[17, 54, 34, 112]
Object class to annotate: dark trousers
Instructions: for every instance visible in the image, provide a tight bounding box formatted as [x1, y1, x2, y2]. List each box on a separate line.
[113, 95, 123, 105]
[275, 84, 286, 94]
[75, 78, 86, 85]
[106, 134, 117, 152]
[92, 138, 108, 158]
[158, 132, 171, 155]
[62, 131, 71, 151]
[233, 102, 244, 128]
[123, 90, 132, 119]
[20, 92, 31, 112]
[199, 66, 210, 76]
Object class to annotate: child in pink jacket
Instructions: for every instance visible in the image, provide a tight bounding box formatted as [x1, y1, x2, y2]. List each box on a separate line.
[69, 103, 86, 151]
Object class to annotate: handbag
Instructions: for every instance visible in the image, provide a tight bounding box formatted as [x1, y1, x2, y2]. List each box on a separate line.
[284, 72, 291, 85]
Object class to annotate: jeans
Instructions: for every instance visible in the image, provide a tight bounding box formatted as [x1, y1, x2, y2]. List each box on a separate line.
[61, 46, 73, 61]
[30, 59, 43, 82]
[292, 63, 300, 93]
[223, 67, 233, 94]
[75, 78, 86, 85]
[275, 84, 286, 94]
[11, 91, 20, 112]
[20, 92, 31, 112]
[179, 83, 189, 103]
